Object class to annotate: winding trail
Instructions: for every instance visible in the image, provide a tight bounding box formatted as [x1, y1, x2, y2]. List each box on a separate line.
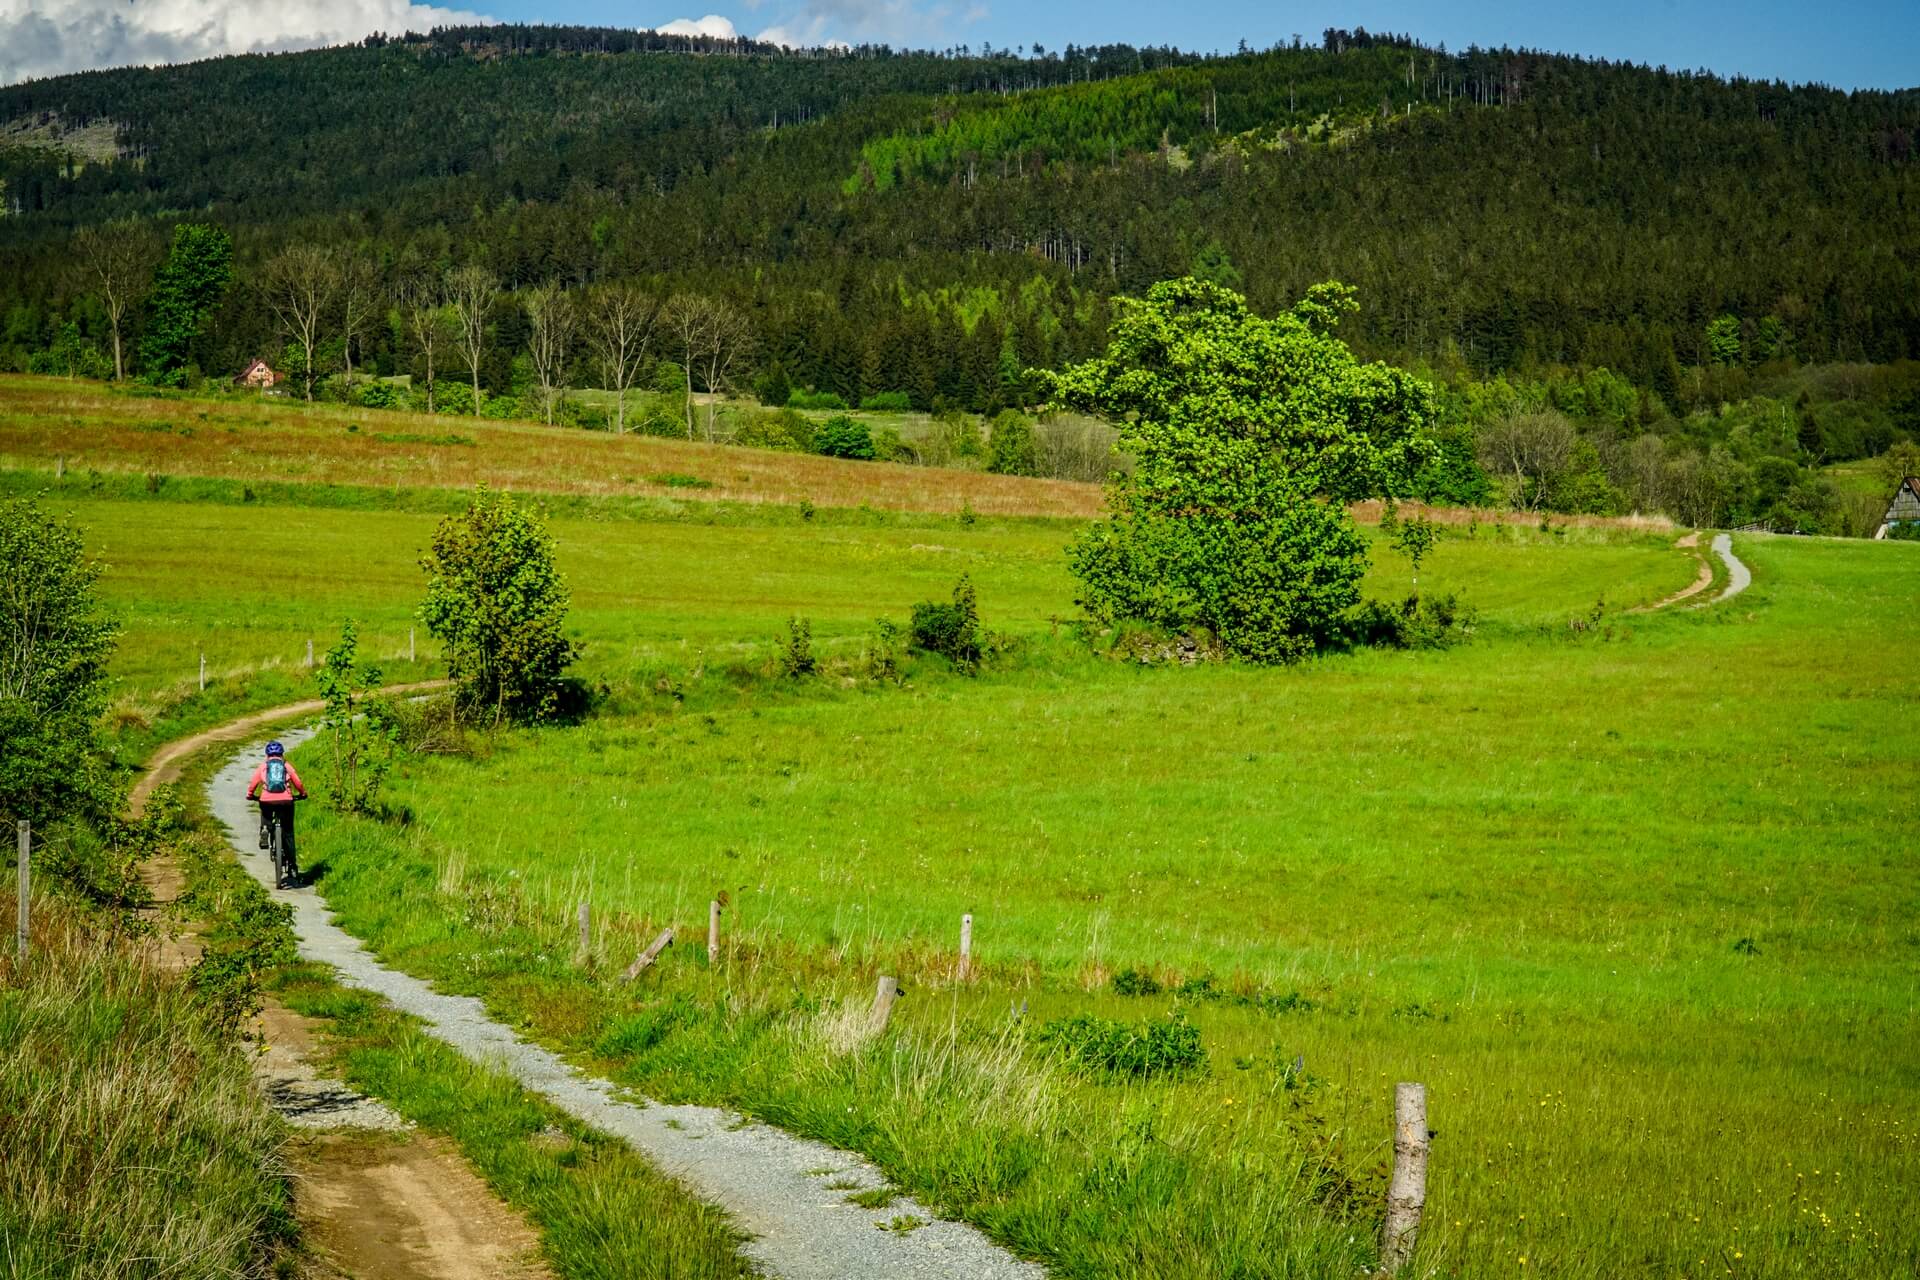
[205, 726, 1044, 1280]
[1705, 533, 1753, 605]
[1630, 532, 1754, 614]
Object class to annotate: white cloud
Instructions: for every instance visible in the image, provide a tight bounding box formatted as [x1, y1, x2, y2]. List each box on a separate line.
[0, 0, 494, 85]
[673, 0, 982, 49]
[655, 14, 741, 39]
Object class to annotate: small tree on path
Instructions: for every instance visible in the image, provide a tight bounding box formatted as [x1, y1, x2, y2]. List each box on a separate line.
[1038, 278, 1434, 663]
[418, 487, 576, 724]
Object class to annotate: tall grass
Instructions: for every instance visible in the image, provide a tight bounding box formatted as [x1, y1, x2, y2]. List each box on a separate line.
[0, 903, 294, 1276]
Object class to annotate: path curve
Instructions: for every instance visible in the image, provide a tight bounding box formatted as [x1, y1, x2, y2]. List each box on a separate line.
[1629, 533, 1713, 613]
[1704, 533, 1753, 605]
[204, 726, 1044, 1280]
[129, 681, 450, 815]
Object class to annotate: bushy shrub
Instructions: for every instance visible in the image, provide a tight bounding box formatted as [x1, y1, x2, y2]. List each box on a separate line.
[1036, 1010, 1205, 1078]
[986, 410, 1039, 476]
[433, 380, 476, 416]
[909, 574, 983, 673]
[1344, 592, 1474, 650]
[788, 387, 847, 410]
[732, 408, 814, 452]
[358, 380, 405, 410]
[777, 616, 816, 677]
[860, 390, 912, 411]
[813, 415, 875, 460]
[1110, 967, 1163, 997]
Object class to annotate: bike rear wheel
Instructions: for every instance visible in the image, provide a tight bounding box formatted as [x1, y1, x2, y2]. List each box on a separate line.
[269, 816, 288, 888]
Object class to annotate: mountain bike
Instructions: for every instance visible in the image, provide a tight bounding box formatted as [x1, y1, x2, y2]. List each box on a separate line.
[261, 800, 302, 889]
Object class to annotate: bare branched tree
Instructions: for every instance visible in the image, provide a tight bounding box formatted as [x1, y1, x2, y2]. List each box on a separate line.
[699, 299, 754, 444]
[397, 272, 448, 413]
[260, 243, 341, 401]
[445, 264, 498, 418]
[585, 284, 657, 435]
[523, 282, 578, 426]
[663, 293, 754, 441]
[662, 293, 716, 439]
[1476, 410, 1576, 510]
[71, 219, 152, 382]
[338, 247, 379, 391]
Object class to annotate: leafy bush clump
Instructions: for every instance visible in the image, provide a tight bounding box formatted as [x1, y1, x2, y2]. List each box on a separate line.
[986, 410, 1039, 476]
[813, 415, 876, 460]
[1110, 967, 1163, 997]
[777, 616, 817, 677]
[732, 408, 815, 452]
[1344, 593, 1474, 650]
[787, 388, 847, 410]
[909, 574, 984, 673]
[357, 380, 405, 409]
[860, 391, 912, 411]
[1036, 1010, 1205, 1078]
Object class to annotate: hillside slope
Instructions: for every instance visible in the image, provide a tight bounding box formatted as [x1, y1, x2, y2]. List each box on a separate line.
[1, 28, 1916, 397]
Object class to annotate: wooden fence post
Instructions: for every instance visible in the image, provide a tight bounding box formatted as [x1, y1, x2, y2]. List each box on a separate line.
[869, 974, 902, 1034]
[958, 912, 973, 981]
[622, 928, 674, 981]
[198, 653, 206, 691]
[707, 899, 721, 966]
[1380, 1082, 1429, 1273]
[576, 902, 591, 964]
[409, 627, 416, 663]
[305, 639, 314, 668]
[15, 821, 28, 958]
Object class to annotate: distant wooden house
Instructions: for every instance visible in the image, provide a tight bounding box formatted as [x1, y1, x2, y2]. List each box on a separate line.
[1875, 476, 1920, 539]
[235, 358, 280, 389]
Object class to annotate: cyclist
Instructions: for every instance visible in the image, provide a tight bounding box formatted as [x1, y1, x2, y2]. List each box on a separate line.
[246, 740, 309, 887]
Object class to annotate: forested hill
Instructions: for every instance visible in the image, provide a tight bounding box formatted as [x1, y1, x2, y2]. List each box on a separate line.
[2, 25, 1918, 399]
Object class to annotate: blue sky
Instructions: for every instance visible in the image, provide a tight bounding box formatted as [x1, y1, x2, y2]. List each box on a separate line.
[545, 0, 1918, 90]
[3, 0, 1913, 90]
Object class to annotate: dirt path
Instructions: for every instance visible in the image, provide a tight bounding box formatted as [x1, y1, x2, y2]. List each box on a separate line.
[1629, 532, 1713, 613]
[1628, 532, 1755, 614]
[135, 691, 555, 1280]
[1706, 533, 1753, 604]
[206, 725, 1045, 1280]
[129, 680, 449, 816]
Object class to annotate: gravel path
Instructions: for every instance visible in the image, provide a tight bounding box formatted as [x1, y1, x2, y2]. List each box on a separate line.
[210, 730, 1045, 1280]
[1704, 533, 1753, 605]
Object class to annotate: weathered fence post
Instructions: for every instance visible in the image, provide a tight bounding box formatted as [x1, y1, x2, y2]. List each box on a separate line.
[198, 653, 206, 692]
[409, 627, 416, 663]
[869, 974, 902, 1034]
[958, 912, 973, 981]
[305, 639, 314, 668]
[707, 899, 721, 966]
[1380, 1082, 1429, 1273]
[15, 821, 28, 958]
[622, 928, 674, 981]
[576, 902, 591, 964]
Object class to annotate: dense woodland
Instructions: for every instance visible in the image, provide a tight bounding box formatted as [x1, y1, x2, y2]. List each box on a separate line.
[2, 26, 1917, 532]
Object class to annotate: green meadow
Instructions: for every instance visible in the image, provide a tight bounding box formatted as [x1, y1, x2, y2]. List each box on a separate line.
[28, 462, 1918, 1278]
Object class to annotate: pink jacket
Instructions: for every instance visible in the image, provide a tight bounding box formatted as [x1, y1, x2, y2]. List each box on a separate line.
[246, 760, 308, 802]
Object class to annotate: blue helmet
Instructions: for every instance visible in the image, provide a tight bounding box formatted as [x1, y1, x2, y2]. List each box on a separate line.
[265, 740, 285, 758]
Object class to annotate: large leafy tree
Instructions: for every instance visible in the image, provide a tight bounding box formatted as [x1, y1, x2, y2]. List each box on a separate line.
[418, 488, 576, 724]
[139, 224, 233, 383]
[1041, 278, 1434, 663]
[0, 499, 119, 828]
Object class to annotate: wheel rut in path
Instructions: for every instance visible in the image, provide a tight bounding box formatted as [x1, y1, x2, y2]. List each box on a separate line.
[210, 728, 1045, 1280]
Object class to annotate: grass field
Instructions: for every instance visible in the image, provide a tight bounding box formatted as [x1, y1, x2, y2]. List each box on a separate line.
[22, 376, 1916, 1277]
[271, 529, 1916, 1279]
[0, 374, 1103, 516]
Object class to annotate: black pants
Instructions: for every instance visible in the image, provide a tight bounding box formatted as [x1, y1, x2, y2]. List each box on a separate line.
[259, 801, 296, 864]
